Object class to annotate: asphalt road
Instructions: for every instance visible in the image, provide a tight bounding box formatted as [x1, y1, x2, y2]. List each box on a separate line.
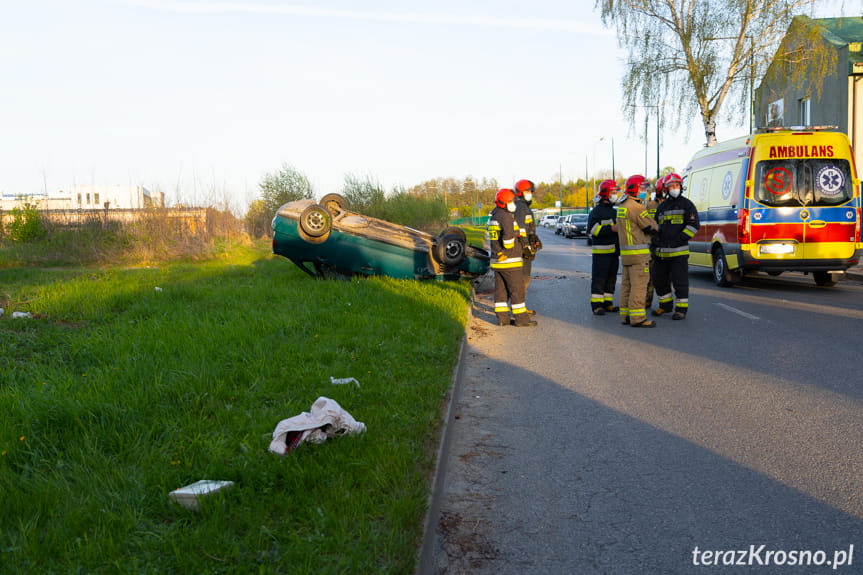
[423, 225, 863, 574]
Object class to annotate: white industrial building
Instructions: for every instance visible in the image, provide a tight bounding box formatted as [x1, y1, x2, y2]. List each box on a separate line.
[0, 185, 164, 211]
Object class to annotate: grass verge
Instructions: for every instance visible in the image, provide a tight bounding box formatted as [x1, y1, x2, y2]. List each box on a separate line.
[0, 243, 472, 574]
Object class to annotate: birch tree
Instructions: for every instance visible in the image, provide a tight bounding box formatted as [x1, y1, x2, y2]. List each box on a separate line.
[596, 0, 822, 146]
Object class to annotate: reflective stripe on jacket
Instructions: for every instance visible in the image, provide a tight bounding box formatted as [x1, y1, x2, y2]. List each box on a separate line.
[616, 196, 657, 265]
[588, 201, 619, 256]
[487, 207, 523, 269]
[655, 195, 700, 258]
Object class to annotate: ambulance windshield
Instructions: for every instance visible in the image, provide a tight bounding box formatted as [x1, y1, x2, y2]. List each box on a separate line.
[753, 159, 853, 207]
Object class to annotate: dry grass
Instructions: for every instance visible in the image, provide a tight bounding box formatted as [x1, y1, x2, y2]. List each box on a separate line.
[0, 207, 253, 268]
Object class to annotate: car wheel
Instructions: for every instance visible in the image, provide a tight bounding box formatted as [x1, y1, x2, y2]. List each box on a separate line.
[766, 271, 782, 277]
[712, 246, 740, 287]
[439, 226, 467, 243]
[320, 193, 349, 216]
[434, 230, 467, 267]
[298, 204, 332, 243]
[812, 271, 837, 286]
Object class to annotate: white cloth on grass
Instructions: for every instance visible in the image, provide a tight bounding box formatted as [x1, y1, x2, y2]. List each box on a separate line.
[268, 396, 366, 455]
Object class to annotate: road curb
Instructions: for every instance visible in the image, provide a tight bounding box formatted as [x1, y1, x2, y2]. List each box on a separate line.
[845, 269, 863, 282]
[415, 308, 470, 575]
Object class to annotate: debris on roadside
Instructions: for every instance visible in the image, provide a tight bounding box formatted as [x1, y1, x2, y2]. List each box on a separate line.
[330, 376, 360, 387]
[11, 312, 31, 319]
[169, 479, 234, 510]
[269, 396, 366, 456]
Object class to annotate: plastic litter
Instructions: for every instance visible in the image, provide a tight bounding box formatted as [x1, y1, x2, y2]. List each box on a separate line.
[330, 376, 360, 387]
[155, 286, 163, 292]
[12, 312, 31, 319]
[269, 396, 366, 456]
[169, 479, 234, 510]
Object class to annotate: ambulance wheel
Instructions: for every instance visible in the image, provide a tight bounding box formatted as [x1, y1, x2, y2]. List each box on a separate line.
[813, 271, 837, 287]
[712, 247, 740, 287]
[767, 271, 783, 276]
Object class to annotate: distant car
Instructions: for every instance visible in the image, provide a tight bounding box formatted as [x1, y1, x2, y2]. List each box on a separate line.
[555, 216, 566, 235]
[563, 214, 589, 238]
[540, 214, 559, 228]
[271, 194, 490, 280]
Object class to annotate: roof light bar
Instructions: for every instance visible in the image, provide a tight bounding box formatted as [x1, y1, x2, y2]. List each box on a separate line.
[754, 125, 838, 133]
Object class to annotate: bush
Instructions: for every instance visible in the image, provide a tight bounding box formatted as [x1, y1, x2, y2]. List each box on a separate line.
[7, 202, 46, 242]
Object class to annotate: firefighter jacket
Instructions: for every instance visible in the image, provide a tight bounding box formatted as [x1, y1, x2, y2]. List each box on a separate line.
[616, 196, 658, 265]
[514, 198, 541, 259]
[644, 196, 659, 220]
[487, 207, 523, 270]
[654, 195, 700, 259]
[514, 198, 536, 236]
[588, 200, 619, 255]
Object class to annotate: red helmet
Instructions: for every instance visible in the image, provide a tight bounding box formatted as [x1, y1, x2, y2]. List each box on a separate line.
[655, 175, 668, 194]
[624, 174, 649, 197]
[664, 172, 683, 187]
[597, 179, 620, 199]
[495, 188, 516, 208]
[514, 179, 535, 197]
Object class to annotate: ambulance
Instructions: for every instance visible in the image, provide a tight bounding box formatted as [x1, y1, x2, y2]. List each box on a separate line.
[681, 126, 861, 286]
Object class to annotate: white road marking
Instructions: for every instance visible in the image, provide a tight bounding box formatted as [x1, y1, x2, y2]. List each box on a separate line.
[714, 302, 760, 320]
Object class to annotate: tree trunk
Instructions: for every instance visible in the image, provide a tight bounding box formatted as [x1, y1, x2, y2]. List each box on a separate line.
[704, 116, 718, 147]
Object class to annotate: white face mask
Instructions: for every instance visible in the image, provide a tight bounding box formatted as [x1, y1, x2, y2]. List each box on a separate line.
[668, 186, 681, 198]
[506, 202, 517, 213]
[610, 193, 619, 203]
[524, 192, 533, 203]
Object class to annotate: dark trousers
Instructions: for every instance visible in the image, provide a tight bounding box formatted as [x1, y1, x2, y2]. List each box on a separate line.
[493, 266, 529, 325]
[651, 255, 690, 313]
[590, 254, 619, 310]
[522, 257, 533, 290]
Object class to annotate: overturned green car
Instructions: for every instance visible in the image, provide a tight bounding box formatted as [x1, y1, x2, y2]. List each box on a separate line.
[271, 194, 490, 280]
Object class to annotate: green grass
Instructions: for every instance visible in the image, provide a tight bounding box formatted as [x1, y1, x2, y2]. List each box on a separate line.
[462, 226, 487, 248]
[0, 244, 471, 574]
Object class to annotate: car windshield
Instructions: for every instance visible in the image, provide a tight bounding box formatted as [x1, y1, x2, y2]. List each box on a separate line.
[753, 158, 854, 207]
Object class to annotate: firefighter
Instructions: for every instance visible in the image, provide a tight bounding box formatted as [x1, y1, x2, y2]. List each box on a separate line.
[616, 174, 658, 328]
[588, 179, 620, 315]
[651, 173, 700, 320]
[514, 179, 542, 302]
[487, 188, 537, 327]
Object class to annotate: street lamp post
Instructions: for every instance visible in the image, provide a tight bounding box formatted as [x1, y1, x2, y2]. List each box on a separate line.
[592, 136, 605, 197]
[628, 103, 666, 180]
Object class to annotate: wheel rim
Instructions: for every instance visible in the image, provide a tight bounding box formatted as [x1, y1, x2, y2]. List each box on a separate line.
[714, 254, 724, 281]
[445, 240, 464, 260]
[305, 211, 327, 234]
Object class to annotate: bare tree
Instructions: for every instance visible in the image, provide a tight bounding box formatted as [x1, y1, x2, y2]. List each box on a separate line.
[597, 0, 824, 146]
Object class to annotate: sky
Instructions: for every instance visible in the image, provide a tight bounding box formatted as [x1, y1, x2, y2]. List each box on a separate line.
[0, 0, 855, 213]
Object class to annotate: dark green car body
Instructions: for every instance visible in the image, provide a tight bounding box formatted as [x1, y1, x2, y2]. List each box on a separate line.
[271, 197, 490, 280]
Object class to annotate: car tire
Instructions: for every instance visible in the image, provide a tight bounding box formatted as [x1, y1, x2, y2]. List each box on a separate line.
[434, 228, 467, 267]
[712, 246, 740, 287]
[298, 204, 332, 243]
[320, 193, 349, 216]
